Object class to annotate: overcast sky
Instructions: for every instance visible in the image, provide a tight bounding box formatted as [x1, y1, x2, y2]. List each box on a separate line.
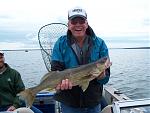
[0, 0, 149, 49]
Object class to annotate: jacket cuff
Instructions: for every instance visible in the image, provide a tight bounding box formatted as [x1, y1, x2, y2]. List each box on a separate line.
[97, 75, 109, 85]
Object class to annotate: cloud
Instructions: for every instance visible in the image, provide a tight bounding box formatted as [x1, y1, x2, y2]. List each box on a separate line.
[0, 42, 26, 50]
[0, 0, 149, 49]
[25, 33, 38, 42]
[1, 0, 148, 37]
[0, 41, 40, 50]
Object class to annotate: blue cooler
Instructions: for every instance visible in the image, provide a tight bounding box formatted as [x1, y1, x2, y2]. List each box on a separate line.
[33, 91, 56, 113]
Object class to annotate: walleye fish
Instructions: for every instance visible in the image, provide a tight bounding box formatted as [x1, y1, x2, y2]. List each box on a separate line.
[18, 57, 108, 108]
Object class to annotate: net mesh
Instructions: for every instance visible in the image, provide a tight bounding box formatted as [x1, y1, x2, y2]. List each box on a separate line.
[38, 23, 68, 72]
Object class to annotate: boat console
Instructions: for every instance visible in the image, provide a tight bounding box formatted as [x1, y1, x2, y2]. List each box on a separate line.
[112, 98, 150, 113]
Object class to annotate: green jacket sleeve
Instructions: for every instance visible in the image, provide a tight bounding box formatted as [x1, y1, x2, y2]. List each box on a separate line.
[12, 71, 25, 108]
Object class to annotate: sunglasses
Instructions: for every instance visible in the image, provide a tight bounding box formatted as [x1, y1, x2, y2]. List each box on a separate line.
[70, 18, 86, 25]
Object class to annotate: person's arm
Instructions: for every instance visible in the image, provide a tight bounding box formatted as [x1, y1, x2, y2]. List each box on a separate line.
[97, 39, 111, 85]
[51, 39, 73, 90]
[13, 71, 25, 108]
[51, 38, 65, 71]
[7, 71, 25, 111]
[51, 60, 65, 71]
[97, 67, 111, 85]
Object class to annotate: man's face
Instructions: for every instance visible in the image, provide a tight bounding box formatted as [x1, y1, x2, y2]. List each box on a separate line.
[0, 55, 5, 69]
[68, 17, 88, 38]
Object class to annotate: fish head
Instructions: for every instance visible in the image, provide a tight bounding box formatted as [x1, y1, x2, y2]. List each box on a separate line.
[90, 57, 107, 78]
[78, 59, 106, 91]
[90, 63, 105, 78]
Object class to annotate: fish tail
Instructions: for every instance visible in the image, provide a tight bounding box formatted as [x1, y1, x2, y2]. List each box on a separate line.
[17, 89, 36, 108]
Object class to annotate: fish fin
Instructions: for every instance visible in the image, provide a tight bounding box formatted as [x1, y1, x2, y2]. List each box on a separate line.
[80, 80, 90, 92]
[77, 75, 91, 91]
[17, 89, 35, 108]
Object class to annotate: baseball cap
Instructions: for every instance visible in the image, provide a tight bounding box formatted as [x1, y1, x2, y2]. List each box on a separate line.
[0, 50, 4, 56]
[68, 7, 87, 20]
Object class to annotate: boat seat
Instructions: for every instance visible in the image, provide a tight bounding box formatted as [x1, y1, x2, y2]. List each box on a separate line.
[100, 105, 112, 113]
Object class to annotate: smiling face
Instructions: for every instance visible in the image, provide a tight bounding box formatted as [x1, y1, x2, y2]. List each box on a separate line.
[68, 17, 88, 40]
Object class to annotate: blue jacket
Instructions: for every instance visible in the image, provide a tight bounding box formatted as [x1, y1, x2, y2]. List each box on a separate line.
[51, 26, 110, 107]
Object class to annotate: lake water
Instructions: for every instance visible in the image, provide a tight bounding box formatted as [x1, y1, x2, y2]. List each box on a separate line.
[3, 49, 150, 100]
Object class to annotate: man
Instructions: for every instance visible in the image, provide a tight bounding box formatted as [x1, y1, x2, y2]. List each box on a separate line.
[51, 7, 112, 113]
[0, 51, 43, 113]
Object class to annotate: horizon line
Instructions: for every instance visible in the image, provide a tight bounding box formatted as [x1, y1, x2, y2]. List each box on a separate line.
[1, 47, 150, 51]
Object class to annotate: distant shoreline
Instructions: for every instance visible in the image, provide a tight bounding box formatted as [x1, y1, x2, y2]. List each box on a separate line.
[1, 47, 150, 51]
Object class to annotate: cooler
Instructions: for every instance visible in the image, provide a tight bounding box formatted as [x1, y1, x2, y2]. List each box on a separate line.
[33, 91, 56, 113]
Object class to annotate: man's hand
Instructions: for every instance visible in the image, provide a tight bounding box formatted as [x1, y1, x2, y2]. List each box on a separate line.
[56, 79, 73, 90]
[7, 105, 16, 111]
[97, 59, 112, 79]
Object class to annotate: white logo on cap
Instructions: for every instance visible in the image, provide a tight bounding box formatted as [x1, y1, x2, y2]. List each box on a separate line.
[72, 9, 83, 13]
[68, 7, 87, 19]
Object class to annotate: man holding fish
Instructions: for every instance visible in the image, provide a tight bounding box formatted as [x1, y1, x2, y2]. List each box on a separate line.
[17, 6, 112, 113]
[51, 7, 112, 113]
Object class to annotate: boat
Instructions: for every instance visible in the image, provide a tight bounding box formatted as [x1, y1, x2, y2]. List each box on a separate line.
[32, 86, 150, 113]
[0, 86, 149, 113]
[25, 50, 28, 52]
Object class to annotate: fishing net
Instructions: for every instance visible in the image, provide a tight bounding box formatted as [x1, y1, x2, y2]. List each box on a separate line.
[38, 23, 68, 72]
